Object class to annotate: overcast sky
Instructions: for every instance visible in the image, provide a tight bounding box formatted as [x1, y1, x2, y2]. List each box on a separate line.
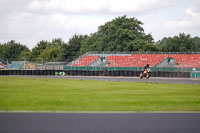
[0, 0, 200, 49]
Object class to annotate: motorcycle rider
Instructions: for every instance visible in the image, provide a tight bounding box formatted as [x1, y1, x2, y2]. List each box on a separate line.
[142, 64, 149, 74]
[144, 64, 149, 70]
[140, 64, 151, 79]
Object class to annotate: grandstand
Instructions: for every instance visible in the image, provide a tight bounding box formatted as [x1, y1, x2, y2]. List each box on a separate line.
[66, 52, 200, 72]
[106, 54, 200, 67]
[70, 52, 200, 67]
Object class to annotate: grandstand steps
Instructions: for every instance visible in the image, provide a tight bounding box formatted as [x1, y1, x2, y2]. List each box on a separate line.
[72, 55, 100, 66]
[155, 57, 176, 67]
[67, 53, 88, 66]
[89, 57, 108, 67]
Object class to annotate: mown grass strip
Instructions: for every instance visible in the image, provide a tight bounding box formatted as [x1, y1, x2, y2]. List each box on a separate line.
[0, 76, 200, 111]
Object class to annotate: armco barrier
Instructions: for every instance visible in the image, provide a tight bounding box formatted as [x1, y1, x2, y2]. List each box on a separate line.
[190, 71, 200, 78]
[0, 70, 191, 78]
[64, 66, 200, 72]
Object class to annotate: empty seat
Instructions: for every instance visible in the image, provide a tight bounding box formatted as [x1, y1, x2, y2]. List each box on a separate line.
[72, 55, 100, 66]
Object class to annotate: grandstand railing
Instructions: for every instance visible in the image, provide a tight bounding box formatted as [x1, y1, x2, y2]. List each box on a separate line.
[86, 51, 200, 55]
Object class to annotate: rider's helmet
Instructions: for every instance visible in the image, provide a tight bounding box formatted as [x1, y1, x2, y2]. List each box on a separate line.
[144, 64, 149, 70]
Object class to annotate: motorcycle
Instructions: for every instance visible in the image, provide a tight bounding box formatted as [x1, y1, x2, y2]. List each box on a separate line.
[139, 68, 151, 79]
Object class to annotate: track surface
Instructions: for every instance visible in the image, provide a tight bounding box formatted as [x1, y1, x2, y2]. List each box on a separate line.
[64, 76, 200, 84]
[8, 75, 200, 84]
[1, 112, 200, 133]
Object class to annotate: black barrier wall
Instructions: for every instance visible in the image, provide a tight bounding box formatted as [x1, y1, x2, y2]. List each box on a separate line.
[0, 70, 191, 78]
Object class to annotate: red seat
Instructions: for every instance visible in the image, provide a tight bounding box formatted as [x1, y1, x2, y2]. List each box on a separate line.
[106, 54, 200, 67]
[72, 55, 100, 66]
[72, 54, 200, 67]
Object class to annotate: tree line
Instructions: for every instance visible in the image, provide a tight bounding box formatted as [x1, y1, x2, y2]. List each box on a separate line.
[0, 16, 200, 63]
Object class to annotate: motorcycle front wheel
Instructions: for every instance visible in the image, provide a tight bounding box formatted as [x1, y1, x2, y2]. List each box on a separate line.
[139, 73, 143, 79]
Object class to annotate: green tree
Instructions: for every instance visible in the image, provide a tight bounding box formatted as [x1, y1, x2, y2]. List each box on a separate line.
[1, 40, 30, 61]
[18, 49, 32, 61]
[157, 33, 196, 52]
[0, 44, 6, 59]
[34, 38, 65, 62]
[31, 40, 50, 61]
[80, 15, 158, 53]
[62, 34, 88, 62]
[192, 36, 200, 51]
[50, 38, 64, 48]
[37, 46, 62, 62]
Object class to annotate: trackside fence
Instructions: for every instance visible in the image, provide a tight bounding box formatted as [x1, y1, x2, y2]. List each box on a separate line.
[64, 66, 200, 72]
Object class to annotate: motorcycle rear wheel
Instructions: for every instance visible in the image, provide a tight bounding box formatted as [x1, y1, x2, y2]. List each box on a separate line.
[146, 73, 150, 79]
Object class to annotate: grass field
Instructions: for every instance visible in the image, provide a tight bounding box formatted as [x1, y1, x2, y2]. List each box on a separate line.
[0, 76, 200, 111]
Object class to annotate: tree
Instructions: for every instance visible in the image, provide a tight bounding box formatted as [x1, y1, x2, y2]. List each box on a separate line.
[18, 49, 32, 61]
[192, 37, 200, 51]
[80, 15, 158, 53]
[0, 40, 30, 61]
[31, 40, 50, 61]
[0, 44, 6, 59]
[33, 38, 66, 62]
[62, 34, 88, 62]
[37, 46, 62, 62]
[157, 33, 196, 52]
[50, 38, 64, 48]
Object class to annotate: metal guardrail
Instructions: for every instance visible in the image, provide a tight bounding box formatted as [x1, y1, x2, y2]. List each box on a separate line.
[87, 51, 200, 55]
[190, 71, 200, 78]
[64, 66, 200, 72]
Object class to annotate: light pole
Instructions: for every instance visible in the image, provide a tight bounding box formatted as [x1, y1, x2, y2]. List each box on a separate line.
[53, 58, 55, 70]
[23, 57, 26, 70]
[6, 58, 8, 69]
[41, 58, 43, 70]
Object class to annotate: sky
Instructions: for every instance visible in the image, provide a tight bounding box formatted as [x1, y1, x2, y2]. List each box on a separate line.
[0, 0, 200, 49]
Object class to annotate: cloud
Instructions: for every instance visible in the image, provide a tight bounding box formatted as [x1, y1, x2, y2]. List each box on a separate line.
[3, 0, 199, 49]
[164, 4, 200, 30]
[0, 0, 30, 14]
[27, 0, 171, 15]
[0, 0, 173, 49]
[0, 10, 110, 48]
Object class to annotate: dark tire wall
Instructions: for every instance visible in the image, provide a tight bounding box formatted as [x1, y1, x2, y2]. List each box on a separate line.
[0, 70, 191, 78]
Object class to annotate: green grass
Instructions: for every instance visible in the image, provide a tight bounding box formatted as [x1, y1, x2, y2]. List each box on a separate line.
[0, 76, 200, 111]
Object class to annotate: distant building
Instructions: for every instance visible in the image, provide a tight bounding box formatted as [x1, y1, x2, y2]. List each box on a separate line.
[11, 61, 36, 70]
[0, 62, 5, 69]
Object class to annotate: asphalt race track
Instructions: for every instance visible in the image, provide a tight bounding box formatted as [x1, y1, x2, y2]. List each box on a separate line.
[7, 75, 200, 84]
[63, 76, 200, 84]
[1, 112, 200, 133]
